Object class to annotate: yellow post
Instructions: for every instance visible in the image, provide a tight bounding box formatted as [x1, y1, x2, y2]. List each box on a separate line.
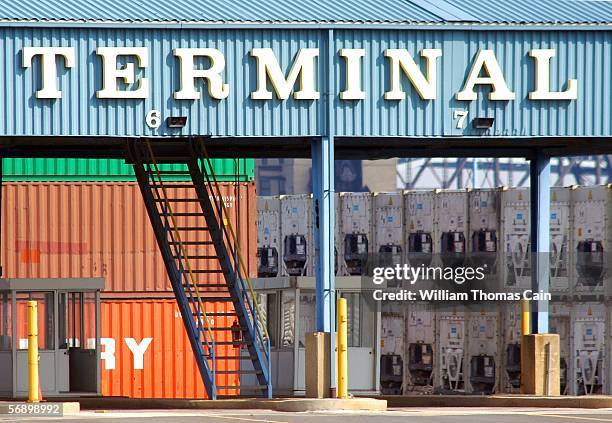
[520, 299, 531, 394]
[521, 299, 531, 337]
[337, 298, 348, 399]
[27, 300, 40, 403]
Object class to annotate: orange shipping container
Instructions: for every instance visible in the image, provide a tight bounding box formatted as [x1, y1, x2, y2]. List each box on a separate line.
[100, 299, 239, 398]
[1, 182, 257, 293]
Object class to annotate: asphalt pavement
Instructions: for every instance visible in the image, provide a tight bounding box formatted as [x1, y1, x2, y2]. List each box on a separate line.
[1, 408, 612, 423]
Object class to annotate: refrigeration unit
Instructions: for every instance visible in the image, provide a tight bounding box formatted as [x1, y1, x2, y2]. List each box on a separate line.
[466, 311, 499, 394]
[404, 190, 436, 269]
[437, 311, 466, 392]
[501, 302, 523, 392]
[381, 311, 405, 395]
[257, 196, 282, 277]
[334, 193, 342, 276]
[340, 192, 373, 276]
[501, 188, 531, 290]
[572, 302, 606, 395]
[374, 192, 404, 272]
[468, 189, 501, 278]
[571, 186, 611, 295]
[280, 194, 313, 276]
[550, 187, 571, 293]
[550, 302, 572, 395]
[405, 306, 436, 391]
[436, 190, 469, 268]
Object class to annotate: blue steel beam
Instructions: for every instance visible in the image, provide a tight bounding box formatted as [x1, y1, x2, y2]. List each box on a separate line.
[311, 28, 336, 393]
[529, 151, 551, 334]
[312, 137, 335, 335]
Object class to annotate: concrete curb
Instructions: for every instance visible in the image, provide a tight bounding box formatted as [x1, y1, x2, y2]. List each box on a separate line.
[379, 395, 612, 409]
[73, 397, 387, 412]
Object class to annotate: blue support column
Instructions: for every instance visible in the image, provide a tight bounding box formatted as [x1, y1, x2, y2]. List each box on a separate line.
[529, 151, 551, 334]
[311, 135, 336, 391]
[310, 28, 336, 393]
[312, 137, 335, 333]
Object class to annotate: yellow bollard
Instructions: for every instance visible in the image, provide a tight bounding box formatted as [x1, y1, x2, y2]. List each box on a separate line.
[27, 300, 40, 403]
[521, 299, 531, 337]
[520, 299, 530, 394]
[337, 298, 348, 399]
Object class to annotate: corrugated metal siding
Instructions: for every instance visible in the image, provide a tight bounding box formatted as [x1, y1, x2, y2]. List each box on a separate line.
[100, 299, 239, 398]
[332, 29, 612, 137]
[1, 182, 257, 292]
[443, 0, 612, 24]
[0, 27, 608, 138]
[0, 27, 322, 137]
[1, 158, 255, 181]
[0, 0, 443, 24]
[0, 0, 609, 24]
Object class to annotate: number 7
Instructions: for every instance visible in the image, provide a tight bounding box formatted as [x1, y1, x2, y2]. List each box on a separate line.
[453, 110, 468, 129]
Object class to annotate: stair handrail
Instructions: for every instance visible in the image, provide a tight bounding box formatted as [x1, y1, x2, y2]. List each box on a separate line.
[142, 140, 217, 350]
[194, 138, 270, 343]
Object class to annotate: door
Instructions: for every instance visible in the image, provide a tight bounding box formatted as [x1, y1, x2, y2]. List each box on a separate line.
[59, 292, 98, 393]
[15, 291, 65, 395]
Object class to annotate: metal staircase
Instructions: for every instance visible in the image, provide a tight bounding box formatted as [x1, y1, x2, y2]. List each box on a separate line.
[129, 138, 271, 400]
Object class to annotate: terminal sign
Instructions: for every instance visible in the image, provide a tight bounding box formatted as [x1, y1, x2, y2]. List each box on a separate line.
[21, 47, 578, 102]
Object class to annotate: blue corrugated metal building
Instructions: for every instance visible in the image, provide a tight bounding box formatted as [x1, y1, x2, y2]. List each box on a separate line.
[0, 0, 610, 398]
[0, 0, 608, 139]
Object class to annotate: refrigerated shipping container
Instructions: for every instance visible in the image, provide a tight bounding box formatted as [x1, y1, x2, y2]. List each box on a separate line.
[1, 182, 257, 293]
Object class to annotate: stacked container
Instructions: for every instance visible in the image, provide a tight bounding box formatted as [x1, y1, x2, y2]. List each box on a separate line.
[501, 188, 531, 291]
[340, 192, 373, 276]
[551, 187, 572, 293]
[373, 192, 404, 266]
[435, 190, 469, 269]
[571, 185, 611, 296]
[279, 194, 313, 276]
[257, 197, 282, 278]
[3, 157, 256, 399]
[468, 188, 501, 280]
[404, 190, 436, 269]
[256, 188, 612, 396]
[437, 310, 467, 392]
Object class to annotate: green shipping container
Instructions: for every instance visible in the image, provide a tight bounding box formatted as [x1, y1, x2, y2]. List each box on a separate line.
[1, 158, 254, 182]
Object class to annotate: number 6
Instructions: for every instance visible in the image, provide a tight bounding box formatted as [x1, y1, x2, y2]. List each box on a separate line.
[146, 110, 161, 129]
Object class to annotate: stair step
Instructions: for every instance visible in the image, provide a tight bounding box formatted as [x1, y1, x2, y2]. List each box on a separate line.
[174, 255, 219, 260]
[169, 241, 214, 245]
[151, 184, 196, 189]
[209, 327, 244, 331]
[210, 356, 255, 360]
[215, 370, 263, 375]
[167, 212, 206, 217]
[174, 227, 209, 231]
[199, 312, 237, 317]
[155, 198, 205, 202]
[147, 156, 192, 161]
[216, 385, 267, 390]
[194, 296, 233, 302]
[146, 170, 191, 175]
[193, 284, 228, 288]
[212, 341, 251, 345]
[190, 269, 224, 274]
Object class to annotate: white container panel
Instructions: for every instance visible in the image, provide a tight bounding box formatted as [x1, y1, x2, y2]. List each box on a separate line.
[257, 196, 282, 277]
[501, 188, 531, 290]
[340, 192, 373, 276]
[280, 194, 313, 276]
[374, 193, 404, 261]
